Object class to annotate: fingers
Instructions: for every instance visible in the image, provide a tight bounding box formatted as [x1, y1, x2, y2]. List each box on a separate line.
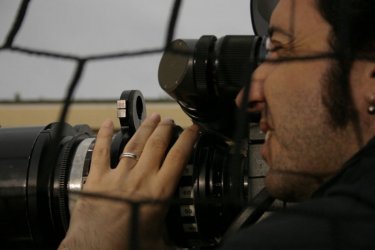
[158, 124, 200, 194]
[109, 113, 199, 199]
[90, 119, 114, 176]
[134, 118, 175, 173]
[118, 113, 161, 169]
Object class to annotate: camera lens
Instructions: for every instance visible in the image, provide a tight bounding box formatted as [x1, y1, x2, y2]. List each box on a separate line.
[159, 35, 262, 99]
[0, 123, 95, 249]
[0, 91, 147, 249]
[158, 35, 263, 139]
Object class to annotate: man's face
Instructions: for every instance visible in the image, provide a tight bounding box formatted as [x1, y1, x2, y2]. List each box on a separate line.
[237, 0, 361, 201]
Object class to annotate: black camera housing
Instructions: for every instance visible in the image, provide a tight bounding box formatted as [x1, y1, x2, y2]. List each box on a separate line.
[0, 34, 271, 250]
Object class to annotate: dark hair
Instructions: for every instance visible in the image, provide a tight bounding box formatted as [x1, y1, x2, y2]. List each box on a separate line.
[316, 0, 375, 133]
[317, 0, 375, 58]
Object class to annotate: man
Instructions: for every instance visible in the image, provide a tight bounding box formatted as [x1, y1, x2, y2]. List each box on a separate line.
[221, 0, 375, 248]
[59, 0, 375, 249]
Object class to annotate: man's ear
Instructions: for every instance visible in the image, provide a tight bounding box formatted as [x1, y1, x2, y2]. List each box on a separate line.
[351, 61, 375, 112]
[366, 64, 375, 115]
[365, 62, 375, 91]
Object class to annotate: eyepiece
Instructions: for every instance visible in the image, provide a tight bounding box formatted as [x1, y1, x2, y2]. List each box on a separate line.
[158, 35, 263, 138]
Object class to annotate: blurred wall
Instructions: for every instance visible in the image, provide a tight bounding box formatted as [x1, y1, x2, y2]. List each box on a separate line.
[0, 102, 191, 131]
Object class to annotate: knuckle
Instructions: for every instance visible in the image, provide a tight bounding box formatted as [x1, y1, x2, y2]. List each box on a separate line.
[140, 121, 157, 131]
[167, 146, 185, 161]
[154, 185, 169, 199]
[93, 146, 110, 157]
[147, 134, 170, 152]
[147, 129, 170, 150]
[124, 140, 142, 153]
[124, 185, 140, 197]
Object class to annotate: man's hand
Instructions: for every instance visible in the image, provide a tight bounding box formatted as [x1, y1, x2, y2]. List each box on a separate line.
[58, 113, 199, 250]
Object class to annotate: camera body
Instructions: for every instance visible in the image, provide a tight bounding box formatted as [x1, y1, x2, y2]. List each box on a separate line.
[159, 35, 270, 247]
[0, 35, 269, 249]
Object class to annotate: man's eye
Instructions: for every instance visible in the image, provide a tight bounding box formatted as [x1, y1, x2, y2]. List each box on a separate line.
[265, 37, 282, 57]
[266, 46, 282, 53]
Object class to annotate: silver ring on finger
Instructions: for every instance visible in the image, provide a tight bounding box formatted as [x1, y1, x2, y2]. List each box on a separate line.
[119, 152, 138, 161]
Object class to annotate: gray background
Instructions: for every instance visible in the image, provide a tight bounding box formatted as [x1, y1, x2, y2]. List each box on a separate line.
[0, 0, 254, 100]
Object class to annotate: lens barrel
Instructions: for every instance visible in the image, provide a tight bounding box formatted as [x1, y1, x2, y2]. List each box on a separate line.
[0, 124, 94, 249]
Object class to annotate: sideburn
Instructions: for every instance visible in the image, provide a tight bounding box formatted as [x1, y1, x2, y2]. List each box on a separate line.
[321, 60, 364, 146]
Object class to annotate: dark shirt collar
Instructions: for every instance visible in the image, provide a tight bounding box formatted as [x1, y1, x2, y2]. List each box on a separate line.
[312, 136, 375, 198]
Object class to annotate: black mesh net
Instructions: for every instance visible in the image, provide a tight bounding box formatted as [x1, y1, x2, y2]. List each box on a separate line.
[1, 0, 375, 249]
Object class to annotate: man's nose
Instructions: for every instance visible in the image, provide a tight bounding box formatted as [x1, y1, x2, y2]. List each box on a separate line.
[235, 70, 266, 113]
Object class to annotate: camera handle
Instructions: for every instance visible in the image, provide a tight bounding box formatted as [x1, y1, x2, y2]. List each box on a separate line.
[110, 90, 146, 167]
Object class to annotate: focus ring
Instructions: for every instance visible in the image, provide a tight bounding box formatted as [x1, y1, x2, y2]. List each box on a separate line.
[194, 35, 216, 95]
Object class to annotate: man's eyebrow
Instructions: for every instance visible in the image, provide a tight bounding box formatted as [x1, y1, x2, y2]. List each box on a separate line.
[268, 26, 294, 39]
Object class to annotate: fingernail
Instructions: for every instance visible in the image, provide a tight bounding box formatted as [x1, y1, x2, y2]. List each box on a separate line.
[189, 124, 201, 139]
[162, 117, 175, 124]
[102, 119, 113, 128]
[149, 113, 160, 122]
[190, 124, 200, 132]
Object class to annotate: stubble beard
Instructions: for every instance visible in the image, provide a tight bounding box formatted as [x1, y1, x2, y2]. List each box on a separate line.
[265, 61, 358, 202]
